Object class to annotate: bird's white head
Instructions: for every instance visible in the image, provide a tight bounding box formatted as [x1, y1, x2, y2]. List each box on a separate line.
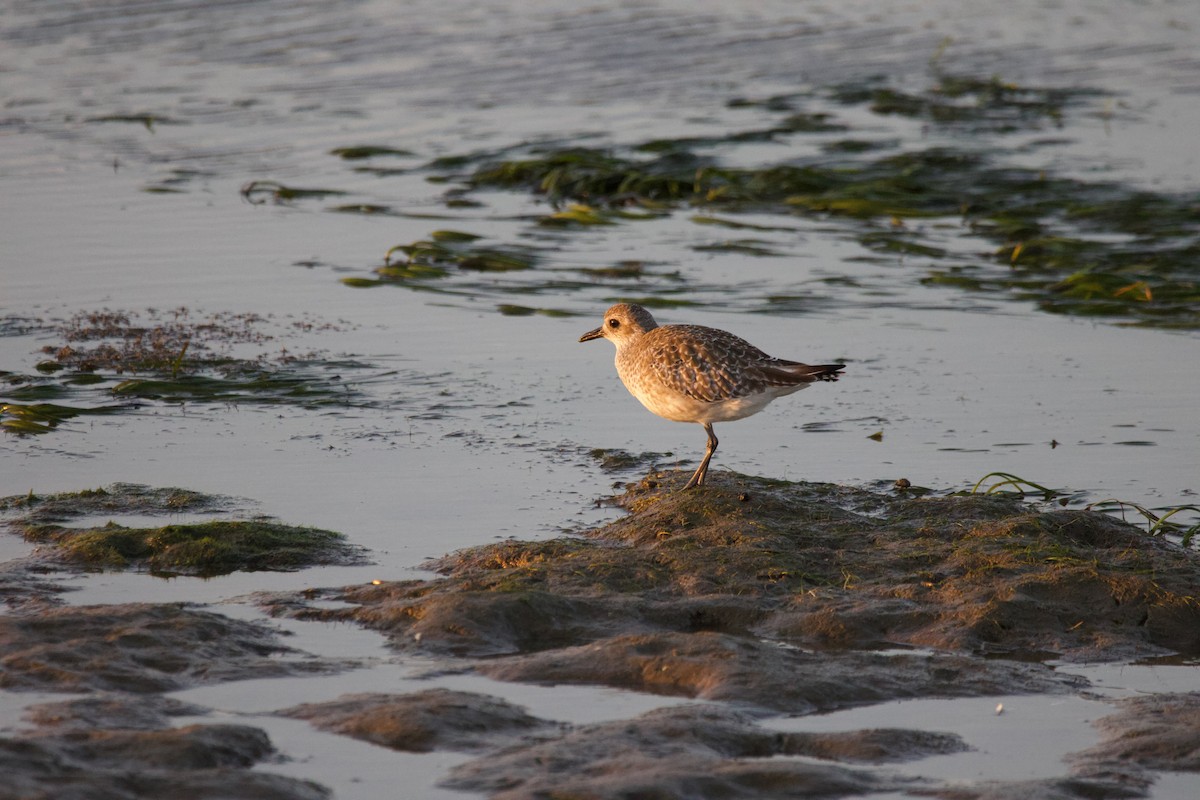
[579, 303, 660, 350]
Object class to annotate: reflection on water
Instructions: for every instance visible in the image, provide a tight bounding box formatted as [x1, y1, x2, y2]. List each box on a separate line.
[2, 0, 1199, 797]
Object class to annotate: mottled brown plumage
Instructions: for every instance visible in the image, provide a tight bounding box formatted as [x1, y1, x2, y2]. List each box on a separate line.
[580, 303, 844, 489]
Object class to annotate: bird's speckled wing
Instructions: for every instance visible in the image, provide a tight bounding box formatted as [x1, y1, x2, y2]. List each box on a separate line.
[625, 324, 778, 402]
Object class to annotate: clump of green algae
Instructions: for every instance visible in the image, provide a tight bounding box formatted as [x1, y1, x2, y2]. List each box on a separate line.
[588, 448, 675, 474]
[240, 180, 348, 204]
[24, 520, 356, 577]
[343, 235, 541, 290]
[2, 484, 366, 577]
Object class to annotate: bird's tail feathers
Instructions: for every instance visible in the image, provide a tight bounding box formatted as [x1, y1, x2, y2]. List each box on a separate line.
[762, 362, 845, 384]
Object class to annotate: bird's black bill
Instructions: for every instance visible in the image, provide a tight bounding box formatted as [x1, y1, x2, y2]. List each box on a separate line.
[579, 327, 603, 342]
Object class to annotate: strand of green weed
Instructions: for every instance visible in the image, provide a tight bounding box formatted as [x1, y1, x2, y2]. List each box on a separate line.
[969, 471, 1056, 496]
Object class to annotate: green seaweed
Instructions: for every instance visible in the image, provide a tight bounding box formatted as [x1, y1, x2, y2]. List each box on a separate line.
[454, 138, 1200, 326]
[1085, 500, 1200, 547]
[430, 230, 483, 242]
[962, 472, 1198, 545]
[467, 147, 705, 206]
[345, 236, 542, 292]
[496, 305, 575, 318]
[143, 168, 212, 193]
[588, 448, 674, 473]
[330, 146, 416, 159]
[690, 215, 795, 232]
[339, 277, 384, 288]
[3, 485, 365, 577]
[108, 363, 366, 407]
[86, 113, 183, 132]
[578, 261, 656, 280]
[329, 203, 397, 215]
[334, 72, 1196, 327]
[384, 238, 537, 272]
[827, 74, 1100, 130]
[240, 180, 348, 205]
[21, 519, 365, 577]
[691, 240, 783, 257]
[966, 471, 1063, 500]
[538, 203, 665, 227]
[1, 401, 127, 435]
[0, 484, 221, 523]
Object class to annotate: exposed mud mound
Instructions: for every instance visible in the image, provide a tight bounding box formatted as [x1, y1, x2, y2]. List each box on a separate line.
[25, 693, 207, 731]
[0, 602, 323, 692]
[279, 692, 976, 799]
[254, 471, 1200, 799]
[477, 630, 1082, 713]
[0, 722, 328, 800]
[280, 688, 563, 752]
[917, 777, 1146, 800]
[1073, 691, 1200, 775]
[443, 704, 933, 799]
[0, 557, 68, 612]
[267, 472, 1200, 674]
[609, 476, 1200, 661]
[9, 696, 322, 799]
[783, 727, 970, 764]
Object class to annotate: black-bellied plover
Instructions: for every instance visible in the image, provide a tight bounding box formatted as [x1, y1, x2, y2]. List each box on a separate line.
[580, 303, 844, 489]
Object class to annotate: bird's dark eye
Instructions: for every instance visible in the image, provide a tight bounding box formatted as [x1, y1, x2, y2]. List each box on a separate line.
[607, 318, 620, 329]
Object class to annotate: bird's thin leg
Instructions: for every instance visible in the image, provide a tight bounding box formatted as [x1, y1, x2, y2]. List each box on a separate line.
[683, 423, 718, 490]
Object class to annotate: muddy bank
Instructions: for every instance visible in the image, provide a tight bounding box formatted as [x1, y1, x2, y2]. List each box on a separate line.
[0, 556, 68, 612]
[281, 688, 563, 753]
[3, 694, 328, 800]
[0, 483, 363, 798]
[444, 703, 930, 800]
[1074, 691, 1200, 776]
[278, 687, 1200, 800]
[3, 471, 1197, 800]
[281, 691, 963, 799]
[0, 602, 330, 693]
[475, 630, 1080, 714]
[252, 470, 1200, 797]
[0, 594, 340, 798]
[268, 471, 1200, 671]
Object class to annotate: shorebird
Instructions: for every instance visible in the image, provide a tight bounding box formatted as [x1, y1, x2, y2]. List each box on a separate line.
[580, 303, 844, 489]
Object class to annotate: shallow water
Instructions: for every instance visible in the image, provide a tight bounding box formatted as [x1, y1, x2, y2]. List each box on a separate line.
[3, 0, 1199, 797]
